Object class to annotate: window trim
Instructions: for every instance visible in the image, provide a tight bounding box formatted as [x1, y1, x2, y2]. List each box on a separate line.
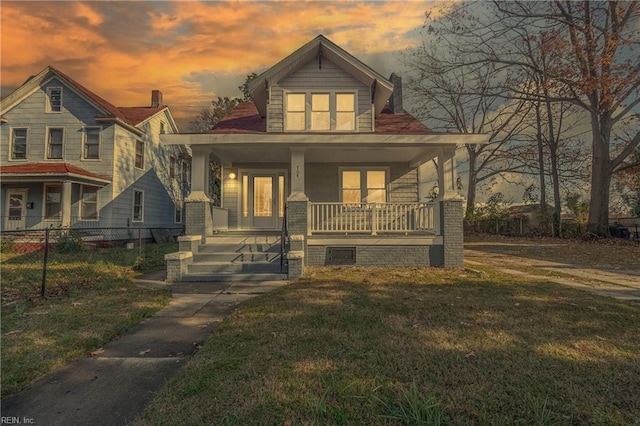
[338, 167, 389, 203]
[132, 189, 144, 222]
[135, 139, 145, 170]
[42, 183, 63, 220]
[284, 90, 358, 132]
[46, 87, 63, 113]
[45, 126, 65, 160]
[82, 126, 102, 160]
[9, 127, 29, 161]
[80, 185, 100, 221]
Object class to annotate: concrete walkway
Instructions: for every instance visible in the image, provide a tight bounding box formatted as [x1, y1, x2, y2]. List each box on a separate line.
[0, 273, 289, 426]
[465, 248, 640, 302]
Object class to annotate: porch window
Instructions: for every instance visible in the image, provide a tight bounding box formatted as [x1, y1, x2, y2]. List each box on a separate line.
[242, 174, 249, 217]
[278, 175, 285, 217]
[133, 190, 144, 222]
[46, 87, 62, 113]
[11, 128, 28, 160]
[340, 169, 387, 203]
[135, 140, 144, 169]
[80, 186, 98, 220]
[311, 94, 330, 130]
[84, 127, 101, 159]
[286, 93, 306, 130]
[47, 128, 64, 159]
[44, 184, 62, 219]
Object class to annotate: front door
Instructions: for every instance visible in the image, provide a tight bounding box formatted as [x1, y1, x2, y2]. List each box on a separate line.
[251, 175, 276, 228]
[5, 189, 27, 230]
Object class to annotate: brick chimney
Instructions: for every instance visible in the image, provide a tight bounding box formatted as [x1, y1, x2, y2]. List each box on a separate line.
[388, 73, 403, 114]
[151, 90, 163, 108]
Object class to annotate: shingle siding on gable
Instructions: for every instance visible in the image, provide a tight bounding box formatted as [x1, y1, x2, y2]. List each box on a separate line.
[268, 58, 373, 132]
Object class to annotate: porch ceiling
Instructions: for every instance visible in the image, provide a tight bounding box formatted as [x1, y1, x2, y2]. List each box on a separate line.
[205, 143, 442, 166]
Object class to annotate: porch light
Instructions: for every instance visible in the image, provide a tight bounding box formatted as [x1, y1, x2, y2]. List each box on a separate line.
[228, 172, 237, 180]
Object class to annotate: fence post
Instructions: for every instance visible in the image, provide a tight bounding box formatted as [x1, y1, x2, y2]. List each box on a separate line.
[41, 228, 50, 297]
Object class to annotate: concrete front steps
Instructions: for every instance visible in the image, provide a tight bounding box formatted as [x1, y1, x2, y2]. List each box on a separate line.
[182, 234, 288, 282]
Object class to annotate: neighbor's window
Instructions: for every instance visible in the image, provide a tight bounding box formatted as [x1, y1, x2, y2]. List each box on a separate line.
[160, 121, 166, 134]
[175, 202, 183, 223]
[47, 128, 64, 159]
[80, 186, 98, 220]
[11, 128, 28, 160]
[46, 87, 62, 113]
[84, 127, 101, 159]
[286, 93, 306, 131]
[311, 93, 330, 131]
[181, 159, 190, 183]
[133, 190, 144, 222]
[44, 184, 62, 219]
[135, 140, 144, 169]
[336, 93, 356, 131]
[169, 156, 176, 179]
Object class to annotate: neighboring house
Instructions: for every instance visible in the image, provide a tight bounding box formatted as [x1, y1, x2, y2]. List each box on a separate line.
[163, 35, 487, 281]
[0, 66, 191, 233]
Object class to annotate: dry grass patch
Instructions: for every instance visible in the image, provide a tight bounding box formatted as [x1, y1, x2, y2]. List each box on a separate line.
[137, 267, 640, 425]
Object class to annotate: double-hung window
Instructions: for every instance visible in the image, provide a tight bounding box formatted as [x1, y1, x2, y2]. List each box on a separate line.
[46, 87, 62, 113]
[80, 186, 99, 220]
[84, 127, 101, 159]
[341, 169, 387, 204]
[169, 156, 176, 179]
[44, 184, 62, 219]
[11, 128, 28, 160]
[285, 92, 356, 131]
[135, 140, 144, 169]
[133, 190, 144, 222]
[47, 128, 64, 159]
[286, 93, 306, 130]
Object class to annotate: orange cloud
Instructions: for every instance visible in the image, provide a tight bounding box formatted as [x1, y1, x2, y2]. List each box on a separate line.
[1, 0, 448, 128]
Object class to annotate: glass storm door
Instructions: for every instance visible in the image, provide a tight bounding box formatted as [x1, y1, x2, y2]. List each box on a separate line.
[5, 189, 27, 230]
[251, 175, 276, 228]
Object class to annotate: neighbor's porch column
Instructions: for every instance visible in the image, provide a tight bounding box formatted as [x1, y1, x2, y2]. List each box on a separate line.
[61, 180, 72, 228]
[287, 147, 308, 279]
[437, 146, 464, 267]
[185, 146, 213, 237]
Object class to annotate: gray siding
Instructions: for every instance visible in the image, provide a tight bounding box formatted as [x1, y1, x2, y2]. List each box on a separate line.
[268, 58, 373, 132]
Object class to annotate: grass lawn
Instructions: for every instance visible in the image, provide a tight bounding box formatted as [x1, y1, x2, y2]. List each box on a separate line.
[136, 266, 640, 425]
[1, 242, 175, 397]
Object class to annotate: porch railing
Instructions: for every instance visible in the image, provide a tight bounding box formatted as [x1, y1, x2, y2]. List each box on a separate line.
[309, 202, 436, 235]
[1, 216, 100, 232]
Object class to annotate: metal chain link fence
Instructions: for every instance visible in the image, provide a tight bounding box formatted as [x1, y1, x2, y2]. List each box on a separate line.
[1, 227, 181, 304]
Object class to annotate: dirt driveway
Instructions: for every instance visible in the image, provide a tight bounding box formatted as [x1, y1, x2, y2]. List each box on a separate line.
[464, 235, 640, 302]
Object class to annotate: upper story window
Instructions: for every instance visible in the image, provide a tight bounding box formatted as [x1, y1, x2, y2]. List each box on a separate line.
[160, 121, 166, 134]
[84, 127, 101, 159]
[46, 87, 62, 113]
[181, 159, 190, 183]
[135, 140, 144, 169]
[286, 93, 306, 130]
[285, 92, 357, 132]
[10, 128, 28, 160]
[47, 127, 64, 159]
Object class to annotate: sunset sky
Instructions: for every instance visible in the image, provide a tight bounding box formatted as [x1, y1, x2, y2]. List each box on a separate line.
[1, 0, 444, 129]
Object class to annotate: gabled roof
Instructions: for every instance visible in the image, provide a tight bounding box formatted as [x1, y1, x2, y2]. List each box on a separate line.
[208, 101, 433, 135]
[247, 35, 394, 118]
[118, 106, 168, 126]
[0, 162, 111, 185]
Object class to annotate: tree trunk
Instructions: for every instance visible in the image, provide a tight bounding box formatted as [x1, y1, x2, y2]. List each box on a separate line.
[466, 147, 478, 219]
[535, 102, 548, 232]
[587, 119, 612, 236]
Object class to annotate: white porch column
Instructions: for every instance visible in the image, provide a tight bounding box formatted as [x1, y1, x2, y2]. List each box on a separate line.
[186, 146, 211, 202]
[437, 146, 459, 200]
[61, 180, 72, 228]
[288, 147, 307, 201]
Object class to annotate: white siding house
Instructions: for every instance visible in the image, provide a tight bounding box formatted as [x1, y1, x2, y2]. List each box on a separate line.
[0, 67, 190, 232]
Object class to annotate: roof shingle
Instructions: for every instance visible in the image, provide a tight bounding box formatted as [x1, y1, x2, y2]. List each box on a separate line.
[0, 162, 110, 182]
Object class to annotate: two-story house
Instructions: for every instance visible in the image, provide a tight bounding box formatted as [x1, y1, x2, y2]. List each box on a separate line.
[0, 66, 190, 234]
[162, 35, 487, 281]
